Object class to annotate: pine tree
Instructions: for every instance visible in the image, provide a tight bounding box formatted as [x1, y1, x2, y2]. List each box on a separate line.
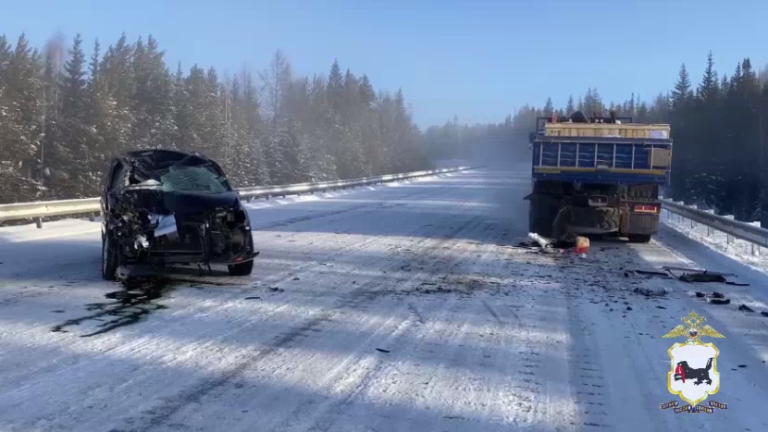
[668, 64, 694, 200]
[565, 95, 575, 114]
[671, 64, 692, 109]
[241, 68, 268, 185]
[358, 74, 375, 108]
[56, 34, 91, 196]
[327, 59, 343, 116]
[0, 34, 44, 203]
[635, 101, 649, 122]
[698, 52, 719, 103]
[543, 97, 554, 116]
[132, 35, 175, 150]
[582, 88, 604, 116]
[259, 51, 296, 183]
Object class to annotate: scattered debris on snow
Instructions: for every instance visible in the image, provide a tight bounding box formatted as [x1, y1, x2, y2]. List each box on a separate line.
[709, 298, 731, 305]
[527, 233, 553, 248]
[625, 269, 672, 279]
[633, 287, 668, 297]
[679, 272, 727, 283]
[738, 304, 755, 313]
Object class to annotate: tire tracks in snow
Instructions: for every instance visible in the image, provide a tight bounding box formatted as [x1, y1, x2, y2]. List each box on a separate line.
[109, 212, 487, 432]
[294, 220, 500, 432]
[0, 181, 471, 425]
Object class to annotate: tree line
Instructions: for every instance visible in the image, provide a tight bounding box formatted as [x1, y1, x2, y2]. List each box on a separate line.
[0, 33, 430, 204]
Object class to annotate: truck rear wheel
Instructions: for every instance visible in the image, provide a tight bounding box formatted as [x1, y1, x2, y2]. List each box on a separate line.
[578, 207, 620, 231]
[628, 234, 652, 243]
[528, 194, 559, 237]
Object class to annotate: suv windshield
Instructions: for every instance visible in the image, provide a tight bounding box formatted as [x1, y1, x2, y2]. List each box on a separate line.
[160, 166, 228, 194]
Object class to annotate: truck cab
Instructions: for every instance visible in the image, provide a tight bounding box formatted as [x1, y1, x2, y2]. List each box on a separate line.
[527, 112, 673, 243]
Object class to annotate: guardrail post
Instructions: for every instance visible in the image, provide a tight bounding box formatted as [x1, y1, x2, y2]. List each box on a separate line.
[707, 226, 712, 236]
[35, 217, 43, 229]
[88, 212, 96, 222]
[752, 243, 760, 256]
[690, 219, 695, 229]
[726, 234, 733, 245]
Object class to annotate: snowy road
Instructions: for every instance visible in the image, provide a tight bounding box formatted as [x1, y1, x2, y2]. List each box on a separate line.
[1, 167, 768, 431]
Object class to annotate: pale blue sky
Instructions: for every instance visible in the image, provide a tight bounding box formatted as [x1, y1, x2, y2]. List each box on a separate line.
[2, 0, 766, 127]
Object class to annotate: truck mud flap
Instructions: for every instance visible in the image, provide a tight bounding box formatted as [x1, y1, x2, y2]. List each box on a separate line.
[625, 213, 659, 235]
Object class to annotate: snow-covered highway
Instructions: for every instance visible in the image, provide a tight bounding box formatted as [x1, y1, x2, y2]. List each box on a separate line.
[1, 167, 768, 431]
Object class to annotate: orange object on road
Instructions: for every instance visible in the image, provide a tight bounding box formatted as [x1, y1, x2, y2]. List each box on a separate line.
[574, 236, 590, 254]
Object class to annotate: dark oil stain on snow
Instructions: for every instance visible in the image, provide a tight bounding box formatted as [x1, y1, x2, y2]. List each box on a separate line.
[51, 278, 172, 337]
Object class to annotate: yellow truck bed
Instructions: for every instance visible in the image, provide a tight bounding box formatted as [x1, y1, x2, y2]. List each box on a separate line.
[544, 123, 671, 139]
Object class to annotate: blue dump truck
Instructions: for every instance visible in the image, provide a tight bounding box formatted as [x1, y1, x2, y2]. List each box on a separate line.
[527, 111, 673, 243]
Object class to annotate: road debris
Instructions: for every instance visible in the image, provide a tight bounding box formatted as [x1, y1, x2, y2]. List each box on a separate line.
[709, 298, 731, 305]
[633, 287, 668, 297]
[244, 296, 261, 300]
[761, 311, 768, 318]
[738, 304, 755, 313]
[528, 233, 553, 248]
[625, 269, 672, 279]
[375, 348, 390, 354]
[574, 236, 590, 254]
[662, 266, 735, 277]
[679, 272, 727, 283]
[665, 266, 749, 286]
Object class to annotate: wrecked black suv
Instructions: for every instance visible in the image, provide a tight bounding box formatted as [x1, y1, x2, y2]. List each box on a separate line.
[100, 149, 258, 280]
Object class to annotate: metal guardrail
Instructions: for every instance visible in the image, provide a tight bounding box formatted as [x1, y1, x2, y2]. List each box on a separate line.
[0, 166, 476, 228]
[660, 198, 768, 254]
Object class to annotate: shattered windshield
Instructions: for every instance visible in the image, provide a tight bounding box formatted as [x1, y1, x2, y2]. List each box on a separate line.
[159, 166, 228, 194]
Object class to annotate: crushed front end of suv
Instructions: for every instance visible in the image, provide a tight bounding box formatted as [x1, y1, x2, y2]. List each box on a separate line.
[100, 149, 258, 280]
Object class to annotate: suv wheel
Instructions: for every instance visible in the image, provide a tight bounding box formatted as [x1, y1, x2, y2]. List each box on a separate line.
[102, 233, 119, 281]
